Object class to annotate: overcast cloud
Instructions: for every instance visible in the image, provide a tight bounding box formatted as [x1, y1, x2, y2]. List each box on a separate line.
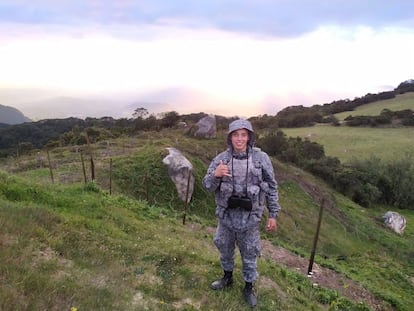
[0, 1, 413, 119]
[2, 1, 414, 37]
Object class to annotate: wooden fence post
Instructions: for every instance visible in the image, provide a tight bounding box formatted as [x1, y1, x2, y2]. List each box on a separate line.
[144, 174, 149, 202]
[109, 158, 113, 195]
[80, 151, 87, 183]
[308, 198, 325, 275]
[182, 169, 192, 225]
[85, 130, 95, 181]
[46, 150, 54, 184]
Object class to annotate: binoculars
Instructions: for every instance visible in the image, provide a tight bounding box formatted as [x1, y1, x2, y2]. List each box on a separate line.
[227, 195, 252, 211]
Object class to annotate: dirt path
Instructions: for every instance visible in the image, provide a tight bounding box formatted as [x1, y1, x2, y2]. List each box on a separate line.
[198, 171, 391, 309]
[202, 224, 387, 310]
[260, 170, 390, 310]
[260, 240, 387, 310]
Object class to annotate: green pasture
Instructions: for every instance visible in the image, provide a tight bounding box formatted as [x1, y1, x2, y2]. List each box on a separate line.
[334, 92, 414, 121]
[281, 125, 414, 163]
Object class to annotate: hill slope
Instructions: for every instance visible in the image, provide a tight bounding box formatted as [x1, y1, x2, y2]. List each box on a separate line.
[282, 92, 414, 163]
[0, 104, 31, 124]
[1, 172, 358, 311]
[282, 125, 414, 163]
[1, 130, 413, 310]
[334, 92, 414, 121]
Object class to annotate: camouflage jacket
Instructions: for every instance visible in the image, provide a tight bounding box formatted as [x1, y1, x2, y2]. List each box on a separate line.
[203, 146, 281, 230]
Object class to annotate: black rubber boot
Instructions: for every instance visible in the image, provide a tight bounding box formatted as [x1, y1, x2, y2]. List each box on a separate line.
[210, 270, 233, 290]
[243, 282, 257, 307]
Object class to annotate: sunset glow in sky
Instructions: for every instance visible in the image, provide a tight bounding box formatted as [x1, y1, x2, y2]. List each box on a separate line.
[1, 1, 414, 119]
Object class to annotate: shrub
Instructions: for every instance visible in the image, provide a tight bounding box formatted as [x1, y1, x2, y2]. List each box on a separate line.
[256, 130, 288, 156]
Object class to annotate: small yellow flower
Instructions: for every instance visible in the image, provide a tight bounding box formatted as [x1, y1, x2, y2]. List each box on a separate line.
[71, 307, 77, 311]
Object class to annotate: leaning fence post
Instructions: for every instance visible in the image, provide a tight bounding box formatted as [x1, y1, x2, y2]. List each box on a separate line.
[109, 158, 113, 195]
[80, 151, 87, 183]
[85, 130, 95, 181]
[46, 150, 54, 184]
[143, 174, 149, 202]
[182, 169, 192, 225]
[308, 198, 325, 275]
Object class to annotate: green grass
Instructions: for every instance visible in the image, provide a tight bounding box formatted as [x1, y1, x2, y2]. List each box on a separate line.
[281, 125, 414, 163]
[334, 92, 414, 121]
[281, 92, 414, 163]
[0, 173, 363, 311]
[1, 129, 413, 310]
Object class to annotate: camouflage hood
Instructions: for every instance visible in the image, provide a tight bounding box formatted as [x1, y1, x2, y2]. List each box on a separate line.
[227, 119, 256, 148]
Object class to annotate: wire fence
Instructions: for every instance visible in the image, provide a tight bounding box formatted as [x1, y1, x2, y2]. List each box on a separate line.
[0, 137, 200, 224]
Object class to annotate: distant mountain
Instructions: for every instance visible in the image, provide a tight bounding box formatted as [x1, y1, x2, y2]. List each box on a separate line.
[0, 104, 31, 125]
[14, 96, 134, 120]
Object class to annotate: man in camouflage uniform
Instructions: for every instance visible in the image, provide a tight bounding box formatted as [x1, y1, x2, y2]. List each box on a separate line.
[203, 119, 281, 307]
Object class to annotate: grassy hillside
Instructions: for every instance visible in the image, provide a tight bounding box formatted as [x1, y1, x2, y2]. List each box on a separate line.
[334, 92, 414, 121]
[282, 92, 414, 163]
[281, 125, 414, 163]
[1, 129, 414, 310]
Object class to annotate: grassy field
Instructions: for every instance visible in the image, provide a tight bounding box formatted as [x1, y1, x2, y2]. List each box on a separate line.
[334, 92, 414, 121]
[1, 129, 414, 310]
[281, 92, 414, 163]
[281, 125, 414, 163]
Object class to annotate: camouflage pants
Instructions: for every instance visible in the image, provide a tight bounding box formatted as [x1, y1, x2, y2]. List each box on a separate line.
[213, 220, 261, 282]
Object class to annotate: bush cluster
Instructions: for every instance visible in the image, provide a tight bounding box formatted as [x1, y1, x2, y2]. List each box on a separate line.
[344, 109, 414, 127]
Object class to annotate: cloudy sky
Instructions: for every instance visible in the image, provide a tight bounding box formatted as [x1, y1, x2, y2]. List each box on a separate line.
[1, 0, 414, 120]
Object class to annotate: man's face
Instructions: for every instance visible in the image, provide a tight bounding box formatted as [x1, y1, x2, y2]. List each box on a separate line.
[231, 129, 249, 152]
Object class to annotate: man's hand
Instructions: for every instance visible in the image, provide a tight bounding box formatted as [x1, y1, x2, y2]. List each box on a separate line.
[266, 218, 277, 231]
[214, 160, 231, 178]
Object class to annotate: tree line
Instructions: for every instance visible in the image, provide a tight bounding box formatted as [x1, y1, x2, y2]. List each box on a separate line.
[344, 108, 414, 126]
[251, 79, 414, 128]
[0, 110, 237, 158]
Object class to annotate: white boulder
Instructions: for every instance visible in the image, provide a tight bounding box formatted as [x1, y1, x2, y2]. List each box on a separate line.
[382, 211, 407, 235]
[162, 147, 194, 203]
